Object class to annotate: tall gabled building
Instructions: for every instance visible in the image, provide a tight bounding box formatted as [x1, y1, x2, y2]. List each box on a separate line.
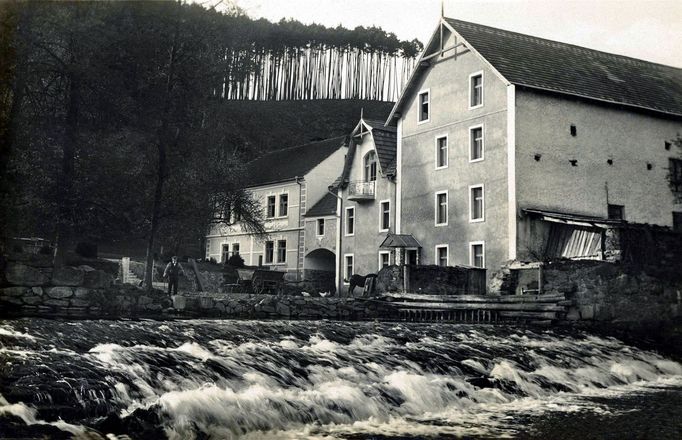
[387, 17, 682, 281]
[205, 136, 347, 280]
[331, 116, 403, 295]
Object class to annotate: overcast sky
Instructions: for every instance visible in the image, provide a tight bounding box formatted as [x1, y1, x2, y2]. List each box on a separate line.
[229, 0, 682, 68]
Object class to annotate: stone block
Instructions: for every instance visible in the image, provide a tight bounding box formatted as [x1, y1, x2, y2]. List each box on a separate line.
[145, 304, 162, 311]
[71, 299, 90, 307]
[579, 305, 594, 320]
[31, 287, 43, 296]
[5, 263, 49, 286]
[1, 287, 30, 296]
[83, 270, 113, 289]
[22, 296, 42, 305]
[172, 295, 186, 309]
[44, 298, 69, 306]
[1, 296, 23, 305]
[138, 296, 153, 306]
[199, 297, 215, 309]
[276, 303, 291, 316]
[74, 287, 91, 298]
[46, 287, 74, 299]
[51, 267, 85, 287]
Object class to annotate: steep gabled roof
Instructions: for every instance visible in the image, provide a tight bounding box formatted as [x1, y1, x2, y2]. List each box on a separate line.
[331, 116, 397, 189]
[304, 192, 338, 217]
[363, 119, 397, 176]
[389, 18, 682, 122]
[244, 136, 347, 187]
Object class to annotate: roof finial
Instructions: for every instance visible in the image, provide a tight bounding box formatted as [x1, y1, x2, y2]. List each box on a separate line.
[441, 0, 444, 18]
[360, 107, 364, 120]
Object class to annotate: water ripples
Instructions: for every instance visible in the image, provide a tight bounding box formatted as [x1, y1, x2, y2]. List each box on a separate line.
[1, 319, 681, 439]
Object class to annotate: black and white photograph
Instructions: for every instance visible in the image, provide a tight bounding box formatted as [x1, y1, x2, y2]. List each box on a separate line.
[1, 0, 681, 438]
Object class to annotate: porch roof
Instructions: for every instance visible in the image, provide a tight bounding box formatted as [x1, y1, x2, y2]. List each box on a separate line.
[379, 233, 422, 248]
[523, 208, 624, 228]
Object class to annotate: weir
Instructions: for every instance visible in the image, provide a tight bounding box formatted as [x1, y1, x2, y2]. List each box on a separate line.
[381, 292, 569, 324]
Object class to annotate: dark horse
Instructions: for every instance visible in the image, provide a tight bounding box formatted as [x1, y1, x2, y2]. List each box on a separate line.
[348, 273, 377, 297]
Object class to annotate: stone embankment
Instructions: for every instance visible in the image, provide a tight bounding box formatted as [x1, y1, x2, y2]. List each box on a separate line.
[0, 253, 171, 318]
[171, 293, 396, 320]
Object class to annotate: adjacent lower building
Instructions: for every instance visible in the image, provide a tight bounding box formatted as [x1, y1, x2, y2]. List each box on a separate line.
[205, 136, 347, 280]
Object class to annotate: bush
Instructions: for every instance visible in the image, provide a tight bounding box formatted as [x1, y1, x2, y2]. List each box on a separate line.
[75, 242, 98, 258]
[226, 254, 245, 268]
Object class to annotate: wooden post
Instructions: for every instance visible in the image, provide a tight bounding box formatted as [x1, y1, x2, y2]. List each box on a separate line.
[121, 257, 130, 284]
[191, 258, 205, 292]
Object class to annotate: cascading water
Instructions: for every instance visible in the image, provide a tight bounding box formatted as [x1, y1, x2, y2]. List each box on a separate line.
[1, 319, 681, 439]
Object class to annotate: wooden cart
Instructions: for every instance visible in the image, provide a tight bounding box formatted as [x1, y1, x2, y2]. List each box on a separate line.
[236, 268, 285, 294]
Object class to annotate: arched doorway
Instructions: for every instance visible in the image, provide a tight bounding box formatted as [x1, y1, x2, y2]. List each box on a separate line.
[304, 248, 336, 294]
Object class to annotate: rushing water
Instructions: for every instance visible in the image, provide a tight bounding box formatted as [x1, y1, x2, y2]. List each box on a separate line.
[1, 319, 681, 439]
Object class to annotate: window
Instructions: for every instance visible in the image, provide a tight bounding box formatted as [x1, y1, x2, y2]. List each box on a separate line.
[205, 240, 211, 259]
[278, 194, 288, 217]
[264, 241, 274, 264]
[670, 158, 682, 193]
[379, 251, 391, 270]
[380, 200, 390, 231]
[277, 240, 286, 263]
[345, 206, 355, 235]
[435, 135, 448, 169]
[418, 90, 430, 123]
[470, 242, 485, 268]
[470, 125, 484, 161]
[435, 191, 448, 226]
[222, 244, 230, 263]
[266, 196, 276, 218]
[232, 243, 240, 256]
[344, 254, 354, 283]
[436, 245, 448, 267]
[469, 72, 483, 108]
[364, 151, 377, 182]
[673, 212, 682, 232]
[317, 218, 325, 236]
[608, 204, 624, 220]
[470, 185, 484, 222]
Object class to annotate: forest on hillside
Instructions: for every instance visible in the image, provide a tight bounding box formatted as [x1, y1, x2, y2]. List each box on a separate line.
[0, 1, 413, 286]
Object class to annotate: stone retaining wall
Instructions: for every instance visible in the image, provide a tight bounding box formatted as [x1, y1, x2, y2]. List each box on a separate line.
[171, 293, 397, 320]
[376, 265, 487, 295]
[0, 253, 172, 318]
[540, 260, 681, 324]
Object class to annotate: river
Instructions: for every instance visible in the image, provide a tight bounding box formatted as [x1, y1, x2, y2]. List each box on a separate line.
[1, 318, 681, 439]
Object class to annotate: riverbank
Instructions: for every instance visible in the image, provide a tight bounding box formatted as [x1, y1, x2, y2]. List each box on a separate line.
[1, 319, 681, 440]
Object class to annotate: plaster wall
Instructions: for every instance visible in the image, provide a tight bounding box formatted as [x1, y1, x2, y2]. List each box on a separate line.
[206, 180, 303, 276]
[304, 146, 347, 212]
[515, 90, 682, 232]
[340, 134, 397, 294]
[304, 216, 337, 255]
[399, 36, 509, 279]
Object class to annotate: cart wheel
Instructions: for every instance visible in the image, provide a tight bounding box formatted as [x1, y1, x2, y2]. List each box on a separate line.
[253, 277, 264, 294]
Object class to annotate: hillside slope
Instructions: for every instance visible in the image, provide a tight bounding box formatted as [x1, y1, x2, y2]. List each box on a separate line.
[213, 99, 395, 157]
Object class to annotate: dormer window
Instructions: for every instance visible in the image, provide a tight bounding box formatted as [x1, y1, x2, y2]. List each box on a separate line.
[418, 90, 430, 123]
[364, 151, 377, 182]
[469, 72, 483, 109]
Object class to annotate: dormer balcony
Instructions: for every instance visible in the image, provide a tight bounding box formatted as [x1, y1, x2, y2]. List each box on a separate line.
[348, 180, 375, 201]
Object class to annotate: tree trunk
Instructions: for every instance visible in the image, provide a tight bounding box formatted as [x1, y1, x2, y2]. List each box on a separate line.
[54, 68, 80, 265]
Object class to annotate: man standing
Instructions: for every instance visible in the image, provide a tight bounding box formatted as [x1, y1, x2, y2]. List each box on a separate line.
[163, 256, 183, 296]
